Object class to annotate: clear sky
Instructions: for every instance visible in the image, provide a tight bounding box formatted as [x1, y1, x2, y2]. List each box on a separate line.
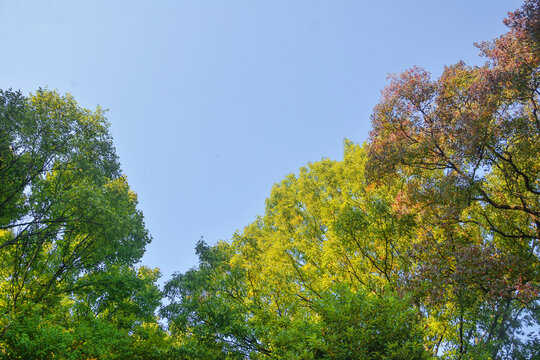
[0, 0, 523, 283]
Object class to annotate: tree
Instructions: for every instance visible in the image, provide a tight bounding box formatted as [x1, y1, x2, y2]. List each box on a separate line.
[162, 240, 266, 360]
[367, 1, 540, 357]
[163, 143, 429, 359]
[0, 89, 167, 359]
[314, 283, 428, 360]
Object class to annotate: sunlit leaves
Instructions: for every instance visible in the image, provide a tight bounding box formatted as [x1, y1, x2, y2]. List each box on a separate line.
[0, 89, 165, 359]
[367, 1, 540, 357]
[163, 143, 430, 359]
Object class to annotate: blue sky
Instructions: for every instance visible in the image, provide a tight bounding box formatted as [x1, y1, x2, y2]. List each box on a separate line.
[0, 0, 522, 282]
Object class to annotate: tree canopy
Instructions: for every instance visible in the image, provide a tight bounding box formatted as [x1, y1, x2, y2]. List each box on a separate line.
[0, 89, 169, 359]
[2, 1, 540, 359]
[162, 1, 540, 359]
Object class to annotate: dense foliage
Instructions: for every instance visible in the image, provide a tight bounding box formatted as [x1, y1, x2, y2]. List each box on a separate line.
[0, 89, 170, 359]
[163, 2, 540, 359]
[1, 1, 539, 359]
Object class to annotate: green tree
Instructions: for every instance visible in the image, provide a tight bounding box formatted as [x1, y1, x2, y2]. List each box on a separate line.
[314, 283, 428, 360]
[163, 143, 429, 359]
[0, 89, 168, 359]
[162, 240, 266, 359]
